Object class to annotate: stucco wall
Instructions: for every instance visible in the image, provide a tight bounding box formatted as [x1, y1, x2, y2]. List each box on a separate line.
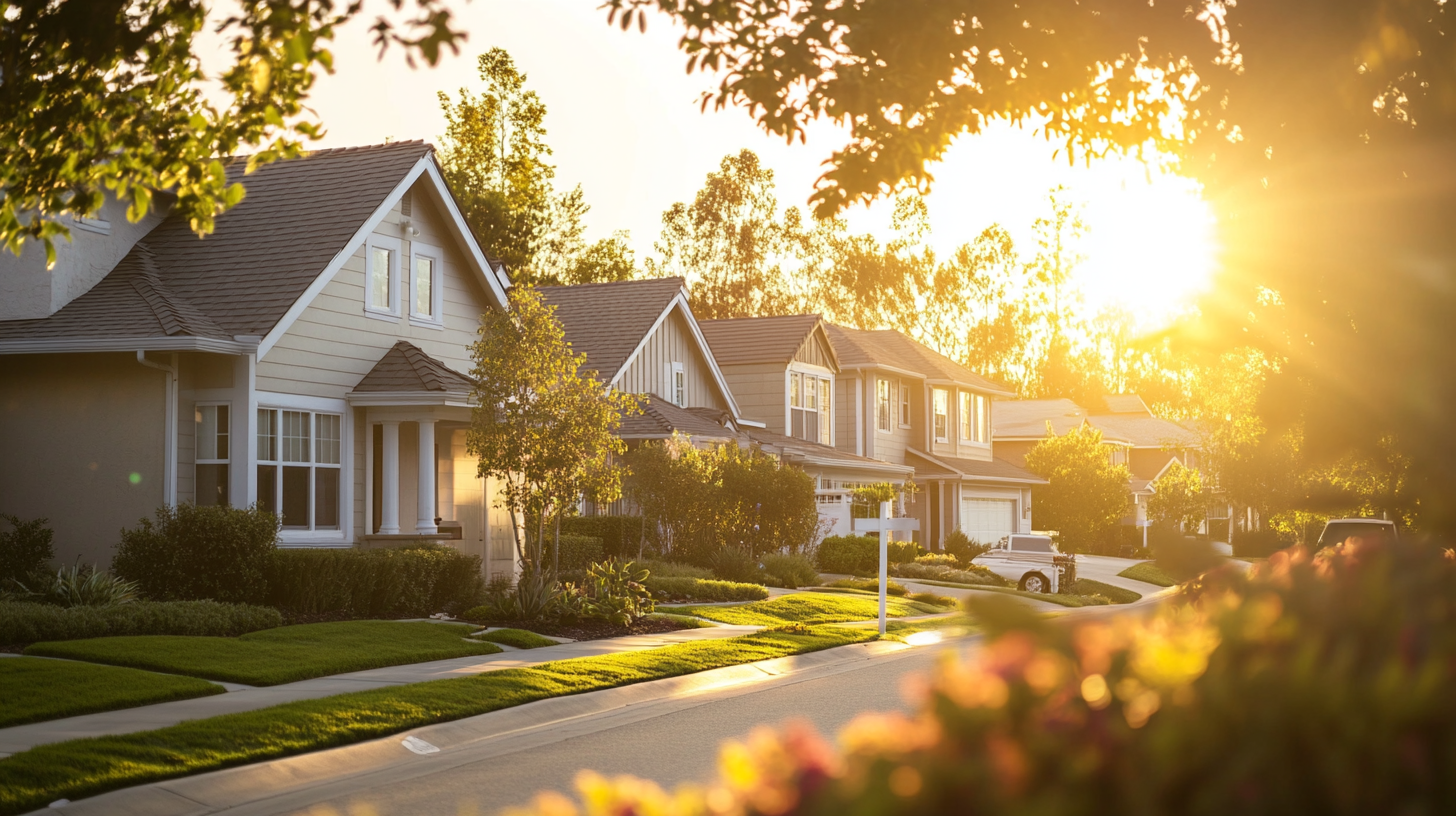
[0, 353, 164, 566]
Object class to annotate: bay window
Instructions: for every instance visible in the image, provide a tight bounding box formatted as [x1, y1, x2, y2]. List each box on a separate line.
[195, 404, 229, 506]
[789, 371, 829, 443]
[257, 408, 341, 530]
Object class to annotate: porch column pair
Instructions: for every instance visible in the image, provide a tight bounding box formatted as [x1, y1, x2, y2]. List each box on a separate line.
[376, 418, 438, 536]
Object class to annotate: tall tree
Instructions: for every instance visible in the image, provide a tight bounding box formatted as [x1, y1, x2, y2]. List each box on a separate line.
[467, 286, 643, 577]
[1147, 459, 1207, 533]
[1, 0, 466, 263]
[1024, 424, 1132, 552]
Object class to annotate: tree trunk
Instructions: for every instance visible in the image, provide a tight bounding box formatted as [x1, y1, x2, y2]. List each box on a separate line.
[552, 512, 561, 578]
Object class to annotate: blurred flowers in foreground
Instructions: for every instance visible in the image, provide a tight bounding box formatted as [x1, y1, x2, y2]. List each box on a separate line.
[511, 539, 1456, 816]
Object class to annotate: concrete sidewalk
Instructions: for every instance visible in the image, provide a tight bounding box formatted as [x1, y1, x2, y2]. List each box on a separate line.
[0, 623, 757, 757]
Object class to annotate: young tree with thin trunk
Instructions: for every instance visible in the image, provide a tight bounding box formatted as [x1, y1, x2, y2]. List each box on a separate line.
[1024, 424, 1132, 553]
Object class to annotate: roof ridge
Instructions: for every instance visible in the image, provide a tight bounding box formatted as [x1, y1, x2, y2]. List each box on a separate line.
[537, 276, 684, 293]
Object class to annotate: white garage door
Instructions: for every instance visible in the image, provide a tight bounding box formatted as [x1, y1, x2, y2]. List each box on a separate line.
[960, 498, 1015, 547]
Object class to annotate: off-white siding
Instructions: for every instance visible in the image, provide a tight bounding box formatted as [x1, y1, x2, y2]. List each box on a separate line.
[719, 362, 788, 433]
[615, 310, 725, 409]
[255, 181, 495, 398]
[793, 331, 835, 369]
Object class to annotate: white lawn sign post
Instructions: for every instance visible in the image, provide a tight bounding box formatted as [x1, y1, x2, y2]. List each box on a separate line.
[853, 500, 920, 635]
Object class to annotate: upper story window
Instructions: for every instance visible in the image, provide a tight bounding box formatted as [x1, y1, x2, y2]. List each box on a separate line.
[789, 370, 829, 444]
[410, 243, 442, 324]
[899, 383, 911, 427]
[932, 388, 949, 442]
[258, 408, 342, 531]
[961, 392, 991, 443]
[876, 378, 892, 433]
[366, 236, 402, 317]
[977, 395, 990, 442]
[672, 362, 686, 407]
[195, 403, 230, 507]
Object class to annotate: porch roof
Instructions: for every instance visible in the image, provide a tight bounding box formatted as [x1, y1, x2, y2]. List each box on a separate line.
[352, 341, 475, 394]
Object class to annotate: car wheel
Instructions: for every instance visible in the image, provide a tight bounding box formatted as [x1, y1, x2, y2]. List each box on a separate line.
[1021, 573, 1049, 594]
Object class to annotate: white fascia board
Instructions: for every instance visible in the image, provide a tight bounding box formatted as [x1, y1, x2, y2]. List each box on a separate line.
[836, 361, 925, 381]
[419, 160, 510, 310]
[738, 418, 767, 428]
[798, 455, 913, 476]
[611, 290, 746, 421]
[925, 377, 1016, 398]
[346, 390, 475, 407]
[958, 473, 1049, 486]
[0, 336, 257, 355]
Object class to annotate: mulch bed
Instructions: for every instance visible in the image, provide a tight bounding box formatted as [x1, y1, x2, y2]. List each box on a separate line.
[473, 615, 695, 642]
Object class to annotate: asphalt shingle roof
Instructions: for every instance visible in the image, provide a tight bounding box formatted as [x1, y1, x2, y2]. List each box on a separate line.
[991, 397, 1199, 448]
[907, 450, 1047, 484]
[538, 278, 686, 383]
[353, 341, 474, 393]
[748, 427, 914, 474]
[0, 141, 433, 343]
[698, 314, 831, 367]
[823, 324, 1015, 396]
[619, 395, 740, 441]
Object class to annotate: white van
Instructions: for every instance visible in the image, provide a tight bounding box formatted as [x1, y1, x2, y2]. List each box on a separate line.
[974, 534, 1071, 594]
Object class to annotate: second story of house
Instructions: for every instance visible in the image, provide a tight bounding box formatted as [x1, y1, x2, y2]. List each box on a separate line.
[698, 314, 840, 446]
[991, 396, 1200, 482]
[823, 324, 1017, 467]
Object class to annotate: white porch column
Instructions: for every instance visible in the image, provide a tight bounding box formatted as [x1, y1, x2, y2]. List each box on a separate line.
[416, 418, 437, 534]
[380, 420, 401, 535]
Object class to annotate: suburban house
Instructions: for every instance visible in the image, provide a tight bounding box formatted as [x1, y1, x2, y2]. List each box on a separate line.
[698, 314, 916, 537]
[0, 142, 520, 578]
[822, 325, 1046, 549]
[992, 395, 1213, 534]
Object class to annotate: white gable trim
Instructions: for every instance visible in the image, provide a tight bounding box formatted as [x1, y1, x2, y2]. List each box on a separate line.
[609, 289, 744, 421]
[257, 154, 508, 360]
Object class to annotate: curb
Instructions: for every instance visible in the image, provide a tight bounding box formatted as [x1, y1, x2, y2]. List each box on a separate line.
[32, 639, 919, 816]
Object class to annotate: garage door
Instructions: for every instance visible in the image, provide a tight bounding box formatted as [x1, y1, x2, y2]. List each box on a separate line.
[960, 498, 1015, 547]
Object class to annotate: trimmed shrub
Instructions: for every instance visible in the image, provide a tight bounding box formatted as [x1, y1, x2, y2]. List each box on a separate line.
[545, 535, 604, 573]
[267, 545, 485, 618]
[710, 547, 763, 583]
[1234, 528, 1291, 558]
[907, 590, 956, 607]
[941, 529, 990, 562]
[826, 577, 909, 596]
[761, 552, 821, 589]
[816, 535, 922, 575]
[644, 576, 769, 602]
[113, 504, 278, 604]
[559, 515, 649, 559]
[915, 552, 959, 567]
[0, 515, 53, 585]
[891, 560, 1009, 587]
[0, 600, 280, 646]
[638, 559, 713, 580]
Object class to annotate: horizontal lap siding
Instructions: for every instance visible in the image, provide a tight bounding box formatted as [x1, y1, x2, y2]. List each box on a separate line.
[718, 363, 787, 433]
[615, 311, 725, 410]
[256, 185, 494, 399]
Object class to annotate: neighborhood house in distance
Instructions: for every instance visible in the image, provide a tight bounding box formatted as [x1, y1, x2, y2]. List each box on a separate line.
[0, 142, 1208, 570]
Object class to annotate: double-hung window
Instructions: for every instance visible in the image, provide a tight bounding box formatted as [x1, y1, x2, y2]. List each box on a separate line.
[410, 242, 442, 324]
[257, 408, 342, 531]
[195, 404, 230, 506]
[899, 383, 911, 427]
[933, 389, 949, 442]
[672, 362, 686, 407]
[876, 378, 892, 433]
[818, 378, 832, 445]
[366, 236, 402, 317]
[789, 371, 829, 444]
[976, 395, 990, 442]
[960, 391, 974, 441]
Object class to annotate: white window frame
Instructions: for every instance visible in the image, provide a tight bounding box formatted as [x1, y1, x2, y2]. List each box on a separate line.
[672, 361, 686, 407]
[818, 376, 833, 447]
[959, 391, 974, 441]
[257, 405, 345, 536]
[788, 368, 830, 444]
[194, 402, 231, 507]
[364, 235, 403, 320]
[933, 388, 949, 443]
[409, 241, 444, 327]
[976, 394, 991, 443]
[899, 382, 912, 428]
[876, 378, 893, 434]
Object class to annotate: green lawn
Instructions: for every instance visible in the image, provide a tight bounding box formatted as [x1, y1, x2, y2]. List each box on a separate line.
[0, 626, 875, 816]
[0, 657, 224, 728]
[878, 615, 978, 642]
[25, 621, 502, 686]
[1070, 579, 1142, 604]
[472, 628, 559, 650]
[1117, 562, 1177, 587]
[676, 592, 944, 626]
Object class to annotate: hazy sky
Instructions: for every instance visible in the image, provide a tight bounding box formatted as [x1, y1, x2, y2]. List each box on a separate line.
[243, 0, 1217, 323]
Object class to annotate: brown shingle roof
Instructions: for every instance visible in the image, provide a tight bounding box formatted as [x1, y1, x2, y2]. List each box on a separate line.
[538, 278, 686, 383]
[748, 427, 914, 476]
[823, 324, 1015, 396]
[906, 450, 1048, 484]
[698, 314, 830, 367]
[0, 141, 432, 343]
[619, 395, 740, 441]
[353, 341, 474, 393]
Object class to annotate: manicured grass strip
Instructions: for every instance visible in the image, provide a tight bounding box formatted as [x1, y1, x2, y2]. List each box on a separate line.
[25, 621, 502, 686]
[0, 626, 875, 816]
[899, 579, 1110, 608]
[649, 613, 715, 628]
[0, 657, 224, 728]
[472, 628, 559, 650]
[1117, 561, 1176, 587]
[1071, 579, 1142, 604]
[678, 593, 943, 626]
[878, 615, 978, 642]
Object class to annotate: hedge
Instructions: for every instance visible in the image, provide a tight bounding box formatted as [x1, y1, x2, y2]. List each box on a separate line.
[0, 601, 281, 647]
[113, 504, 278, 604]
[559, 516, 648, 559]
[267, 546, 484, 617]
[645, 576, 769, 602]
[815, 535, 923, 575]
[544, 535, 605, 573]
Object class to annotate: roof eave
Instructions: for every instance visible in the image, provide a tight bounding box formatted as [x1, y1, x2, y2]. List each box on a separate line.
[0, 335, 259, 355]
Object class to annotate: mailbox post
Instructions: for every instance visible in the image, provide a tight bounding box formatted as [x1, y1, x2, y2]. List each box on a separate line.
[852, 500, 920, 634]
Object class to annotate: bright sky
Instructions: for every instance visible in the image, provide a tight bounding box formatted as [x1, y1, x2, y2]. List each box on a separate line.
[230, 0, 1219, 328]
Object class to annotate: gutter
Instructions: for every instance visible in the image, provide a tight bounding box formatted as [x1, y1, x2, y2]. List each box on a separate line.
[136, 351, 178, 506]
[0, 336, 259, 355]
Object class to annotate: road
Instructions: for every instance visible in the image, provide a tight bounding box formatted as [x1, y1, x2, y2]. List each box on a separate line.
[260, 639, 963, 816]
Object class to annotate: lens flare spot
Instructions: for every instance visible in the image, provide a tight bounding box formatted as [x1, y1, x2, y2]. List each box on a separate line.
[128, 472, 142, 485]
[904, 631, 944, 647]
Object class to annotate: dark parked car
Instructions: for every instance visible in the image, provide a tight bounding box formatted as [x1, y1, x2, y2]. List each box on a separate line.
[1316, 518, 1397, 549]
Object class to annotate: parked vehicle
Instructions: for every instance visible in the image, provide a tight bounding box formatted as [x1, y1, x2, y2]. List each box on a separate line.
[974, 534, 1073, 594]
[1316, 518, 1398, 549]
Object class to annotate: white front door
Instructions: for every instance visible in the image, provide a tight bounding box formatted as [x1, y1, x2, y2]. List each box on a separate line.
[960, 497, 1015, 547]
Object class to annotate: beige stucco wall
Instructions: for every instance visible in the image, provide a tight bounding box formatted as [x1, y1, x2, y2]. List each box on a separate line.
[615, 310, 726, 409]
[0, 353, 165, 567]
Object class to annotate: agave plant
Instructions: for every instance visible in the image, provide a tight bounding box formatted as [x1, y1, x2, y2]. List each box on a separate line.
[13, 564, 140, 607]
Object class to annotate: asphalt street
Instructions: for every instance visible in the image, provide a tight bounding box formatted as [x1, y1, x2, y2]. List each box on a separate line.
[273, 639, 964, 816]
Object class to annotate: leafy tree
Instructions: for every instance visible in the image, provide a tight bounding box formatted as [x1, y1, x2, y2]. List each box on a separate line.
[530, 187, 639, 286]
[624, 435, 713, 560]
[1024, 424, 1131, 552]
[1148, 460, 1207, 533]
[714, 444, 820, 557]
[2, 0, 465, 264]
[467, 286, 643, 577]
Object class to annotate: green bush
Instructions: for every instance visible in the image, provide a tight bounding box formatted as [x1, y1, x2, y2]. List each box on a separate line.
[559, 516, 648, 559]
[1234, 528, 1290, 558]
[761, 552, 821, 589]
[644, 576, 768, 602]
[915, 552, 959, 567]
[544, 534, 604, 573]
[517, 538, 1456, 816]
[638, 559, 713, 580]
[710, 547, 763, 583]
[816, 535, 922, 575]
[826, 577, 908, 596]
[907, 590, 956, 607]
[0, 514, 53, 585]
[559, 559, 655, 627]
[941, 529, 990, 562]
[0, 600, 280, 646]
[114, 504, 278, 604]
[891, 560, 1008, 587]
[9, 565, 140, 607]
[267, 546, 484, 617]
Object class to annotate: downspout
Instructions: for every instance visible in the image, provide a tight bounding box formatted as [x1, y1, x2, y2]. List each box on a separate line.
[136, 351, 178, 506]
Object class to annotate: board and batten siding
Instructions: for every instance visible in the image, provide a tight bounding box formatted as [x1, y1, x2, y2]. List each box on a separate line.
[255, 182, 496, 398]
[718, 363, 789, 434]
[614, 310, 726, 409]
